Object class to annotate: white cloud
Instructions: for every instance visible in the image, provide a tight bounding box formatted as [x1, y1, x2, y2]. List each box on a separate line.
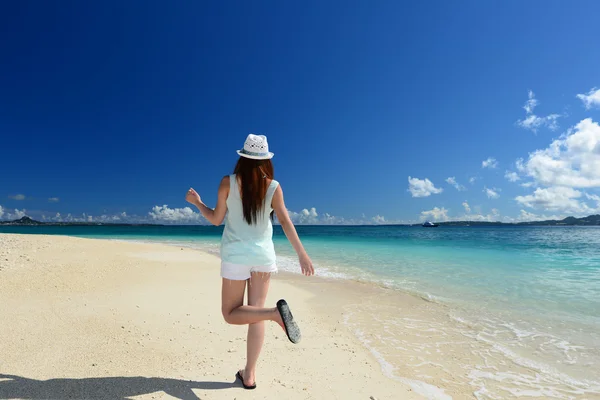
[9, 194, 26, 200]
[484, 187, 501, 199]
[302, 207, 318, 218]
[148, 205, 203, 223]
[288, 207, 320, 224]
[54, 213, 74, 222]
[48, 197, 60, 203]
[452, 206, 503, 222]
[469, 177, 477, 184]
[420, 207, 449, 222]
[482, 157, 498, 169]
[0, 205, 4, 219]
[499, 210, 565, 223]
[585, 193, 600, 210]
[576, 87, 600, 110]
[462, 201, 471, 213]
[505, 171, 520, 182]
[41, 210, 143, 224]
[517, 91, 561, 133]
[520, 182, 536, 188]
[517, 210, 539, 222]
[523, 90, 538, 114]
[288, 208, 336, 225]
[515, 186, 596, 214]
[320, 213, 338, 225]
[519, 118, 600, 188]
[285, 207, 388, 225]
[463, 213, 496, 222]
[408, 176, 443, 198]
[7, 209, 27, 219]
[372, 215, 386, 224]
[446, 177, 466, 191]
[13, 205, 385, 226]
[518, 114, 560, 132]
[14, 209, 26, 219]
[585, 193, 600, 201]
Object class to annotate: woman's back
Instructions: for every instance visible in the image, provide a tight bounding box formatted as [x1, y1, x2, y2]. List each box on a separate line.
[220, 174, 279, 266]
[184, 133, 313, 385]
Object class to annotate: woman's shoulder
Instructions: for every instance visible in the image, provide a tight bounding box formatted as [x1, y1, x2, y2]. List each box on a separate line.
[268, 178, 280, 187]
[219, 175, 231, 189]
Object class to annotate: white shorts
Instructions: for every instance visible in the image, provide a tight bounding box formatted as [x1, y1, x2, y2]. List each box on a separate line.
[220, 261, 278, 281]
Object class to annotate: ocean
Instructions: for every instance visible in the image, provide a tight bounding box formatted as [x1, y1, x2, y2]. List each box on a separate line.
[2, 225, 599, 399]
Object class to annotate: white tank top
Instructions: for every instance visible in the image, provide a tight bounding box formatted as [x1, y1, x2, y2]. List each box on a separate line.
[220, 174, 279, 266]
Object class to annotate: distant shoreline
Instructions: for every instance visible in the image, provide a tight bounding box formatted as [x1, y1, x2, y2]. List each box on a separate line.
[1, 215, 600, 227]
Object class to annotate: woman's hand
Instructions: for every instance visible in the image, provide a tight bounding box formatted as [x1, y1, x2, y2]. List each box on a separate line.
[299, 252, 315, 276]
[185, 188, 201, 207]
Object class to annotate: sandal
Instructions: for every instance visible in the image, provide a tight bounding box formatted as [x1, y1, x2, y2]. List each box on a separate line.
[236, 370, 256, 390]
[276, 299, 301, 344]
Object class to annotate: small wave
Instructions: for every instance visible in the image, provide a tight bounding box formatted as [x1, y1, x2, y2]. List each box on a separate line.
[117, 237, 357, 280]
[452, 313, 600, 398]
[343, 311, 452, 400]
[275, 254, 352, 279]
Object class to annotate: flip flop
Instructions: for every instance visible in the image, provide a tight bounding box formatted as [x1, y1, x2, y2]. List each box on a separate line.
[276, 299, 301, 344]
[236, 370, 256, 390]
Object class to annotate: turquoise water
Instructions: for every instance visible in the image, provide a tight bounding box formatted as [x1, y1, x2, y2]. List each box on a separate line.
[3, 225, 600, 398]
[4, 225, 598, 321]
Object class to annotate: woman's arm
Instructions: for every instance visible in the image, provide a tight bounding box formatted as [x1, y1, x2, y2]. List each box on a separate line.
[272, 185, 315, 276]
[185, 176, 229, 226]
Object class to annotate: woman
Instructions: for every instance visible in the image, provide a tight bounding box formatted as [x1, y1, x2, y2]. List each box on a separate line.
[185, 134, 314, 390]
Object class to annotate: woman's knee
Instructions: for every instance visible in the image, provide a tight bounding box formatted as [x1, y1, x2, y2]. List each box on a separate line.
[221, 307, 234, 324]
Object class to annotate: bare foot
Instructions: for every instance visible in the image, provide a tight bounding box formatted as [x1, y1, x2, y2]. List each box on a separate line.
[239, 368, 255, 386]
[273, 308, 285, 332]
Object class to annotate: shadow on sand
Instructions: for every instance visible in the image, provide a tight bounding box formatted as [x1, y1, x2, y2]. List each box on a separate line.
[0, 373, 237, 400]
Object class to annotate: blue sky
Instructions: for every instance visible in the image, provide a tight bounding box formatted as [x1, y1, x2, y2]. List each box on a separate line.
[1, 1, 600, 224]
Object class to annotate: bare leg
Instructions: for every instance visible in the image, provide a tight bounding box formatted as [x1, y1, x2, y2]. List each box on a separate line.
[221, 276, 286, 387]
[242, 272, 272, 386]
[221, 278, 283, 326]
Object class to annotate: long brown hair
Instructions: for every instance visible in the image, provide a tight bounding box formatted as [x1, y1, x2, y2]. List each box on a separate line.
[234, 157, 275, 225]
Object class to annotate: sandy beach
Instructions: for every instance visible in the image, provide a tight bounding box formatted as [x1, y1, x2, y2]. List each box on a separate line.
[0, 234, 429, 400]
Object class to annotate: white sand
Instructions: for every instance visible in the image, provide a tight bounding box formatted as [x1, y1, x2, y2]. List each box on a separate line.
[0, 234, 425, 399]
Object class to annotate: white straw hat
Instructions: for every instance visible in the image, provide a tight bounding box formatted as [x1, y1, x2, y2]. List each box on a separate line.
[236, 134, 274, 160]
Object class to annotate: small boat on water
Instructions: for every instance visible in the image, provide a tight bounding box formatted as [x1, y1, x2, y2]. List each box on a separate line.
[422, 221, 439, 227]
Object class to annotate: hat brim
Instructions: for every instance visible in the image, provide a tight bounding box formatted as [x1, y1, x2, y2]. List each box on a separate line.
[237, 150, 274, 160]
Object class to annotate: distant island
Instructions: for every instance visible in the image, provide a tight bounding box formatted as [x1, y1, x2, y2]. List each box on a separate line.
[1, 215, 600, 227]
[0, 216, 160, 227]
[409, 214, 600, 226]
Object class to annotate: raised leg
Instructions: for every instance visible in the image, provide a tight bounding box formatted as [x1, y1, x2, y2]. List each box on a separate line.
[221, 278, 280, 325]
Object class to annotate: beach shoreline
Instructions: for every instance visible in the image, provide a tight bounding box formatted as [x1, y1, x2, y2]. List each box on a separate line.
[3, 233, 598, 399]
[0, 233, 427, 400]
[111, 235, 600, 399]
